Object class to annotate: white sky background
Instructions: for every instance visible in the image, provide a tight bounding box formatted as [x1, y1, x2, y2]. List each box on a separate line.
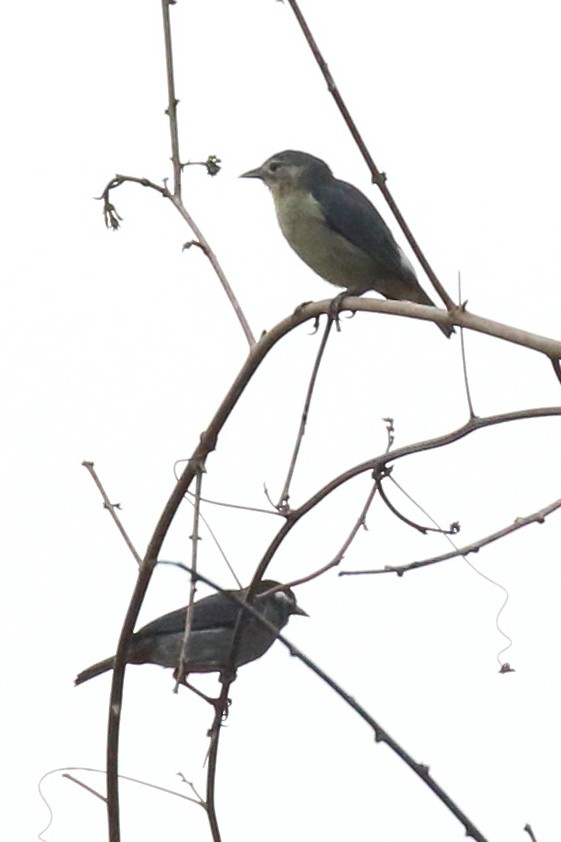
[2, 0, 561, 840]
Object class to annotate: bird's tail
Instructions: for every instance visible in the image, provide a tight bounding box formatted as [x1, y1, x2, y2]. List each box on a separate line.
[409, 288, 455, 338]
[435, 317, 455, 339]
[75, 656, 115, 685]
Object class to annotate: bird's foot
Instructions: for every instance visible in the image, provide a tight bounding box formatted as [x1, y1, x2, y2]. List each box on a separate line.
[183, 680, 232, 717]
[329, 292, 349, 332]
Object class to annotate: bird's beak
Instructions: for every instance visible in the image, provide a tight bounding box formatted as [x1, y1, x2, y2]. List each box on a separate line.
[240, 165, 264, 180]
[292, 605, 309, 617]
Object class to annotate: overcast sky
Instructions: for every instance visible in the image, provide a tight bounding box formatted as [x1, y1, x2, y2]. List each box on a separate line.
[3, 1, 561, 841]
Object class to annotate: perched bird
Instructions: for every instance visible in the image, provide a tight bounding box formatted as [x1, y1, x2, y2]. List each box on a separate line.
[241, 150, 453, 337]
[75, 580, 307, 685]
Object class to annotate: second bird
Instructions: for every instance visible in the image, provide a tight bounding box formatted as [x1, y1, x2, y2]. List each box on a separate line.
[75, 580, 307, 686]
[242, 150, 453, 338]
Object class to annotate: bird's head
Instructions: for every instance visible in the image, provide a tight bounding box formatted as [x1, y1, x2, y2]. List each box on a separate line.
[241, 150, 332, 196]
[255, 579, 309, 620]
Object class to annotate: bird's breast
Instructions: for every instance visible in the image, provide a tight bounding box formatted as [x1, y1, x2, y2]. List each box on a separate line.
[272, 188, 375, 290]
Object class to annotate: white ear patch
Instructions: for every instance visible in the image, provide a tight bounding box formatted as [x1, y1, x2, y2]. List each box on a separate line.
[274, 590, 294, 606]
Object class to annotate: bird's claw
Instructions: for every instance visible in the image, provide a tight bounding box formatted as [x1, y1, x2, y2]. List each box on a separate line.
[329, 293, 348, 332]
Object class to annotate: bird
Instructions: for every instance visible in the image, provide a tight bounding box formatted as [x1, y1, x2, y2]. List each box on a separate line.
[241, 150, 454, 338]
[75, 580, 307, 685]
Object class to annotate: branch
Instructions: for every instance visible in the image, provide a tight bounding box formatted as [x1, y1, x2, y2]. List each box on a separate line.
[161, 0, 182, 198]
[340, 495, 561, 576]
[282, 479, 379, 590]
[205, 682, 228, 842]
[374, 471, 459, 536]
[250, 404, 561, 585]
[175, 469, 203, 688]
[98, 174, 256, 348]
[276, 315, 334, 510]
[82, 461, 142, 566]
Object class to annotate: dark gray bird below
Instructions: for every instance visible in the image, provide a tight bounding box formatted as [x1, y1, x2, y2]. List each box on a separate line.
[75, 580, 307, 685]
[241, 150, 454, 338]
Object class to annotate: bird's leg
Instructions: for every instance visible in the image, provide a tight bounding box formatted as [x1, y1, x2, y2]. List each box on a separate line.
[329, 291, 349, 331]
[174, 668, 228, 710]
[183, 679, 233, 718]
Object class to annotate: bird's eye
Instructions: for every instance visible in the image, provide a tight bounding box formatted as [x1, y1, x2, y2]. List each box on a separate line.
[268, 162, 280, 172]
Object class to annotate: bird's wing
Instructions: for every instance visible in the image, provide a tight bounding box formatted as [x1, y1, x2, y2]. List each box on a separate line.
[311, 178, 415, 280]
[135, 590, 250, 637]
[135, 582, 281, 637]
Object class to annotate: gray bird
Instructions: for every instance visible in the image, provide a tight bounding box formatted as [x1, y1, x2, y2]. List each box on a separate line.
[241, 150, 453, 338]
[75, 580, 307, 685]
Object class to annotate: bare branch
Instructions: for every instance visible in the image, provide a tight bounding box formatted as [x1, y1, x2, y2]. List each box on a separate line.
[276, 315, 334, 511]
[524, 824, 539, 842]
[97, 175, 167, 230]
[457, 274, 477, 418]
[283, 635, 490, 841]
[38, 765, 205, 842]
[175, 469, 204, 689]
[169, 192, 256, 347]
[374, 471, 459, 536]
[97, 173, 256, 348]
[251, 404, 561, 585]
[205, 682, 228, 842]
[82, 461, 142, 566]
[341, 495, 561, 576]
[161, 0, 182, 198]
[63, 774, 107, 802]
[280, 480, 380, 590]
[182, 491, 244, 588]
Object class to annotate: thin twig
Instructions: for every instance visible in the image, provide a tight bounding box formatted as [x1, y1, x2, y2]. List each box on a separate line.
[284, 0, 455, 311]
[340, 495, 561, 576]
[458, 273, 476, 418]
[383, 417, 395, 451]
[284, 640, 489, 841]
[205, 682, 228, 842]
[170, 193, 256, 347]
[161, 0, 182, 198]
[250, 405, 561, 587]
[183, 487, 279, 518]
[374, 472, 459, 535]
[63, 773, 107, 803]
[386, 474, 513, 669]
[279, 480, 380, 590]
[524, 824, 539, 842]
[160, 0, 255, 345]
[175, 469, 203, 688]
[38, 765, 205, 842]
[182, 493, 243, 588]
[98, 171, 256, 348]
[82, 461, 142, 566]
[276, 315, 334, 511]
